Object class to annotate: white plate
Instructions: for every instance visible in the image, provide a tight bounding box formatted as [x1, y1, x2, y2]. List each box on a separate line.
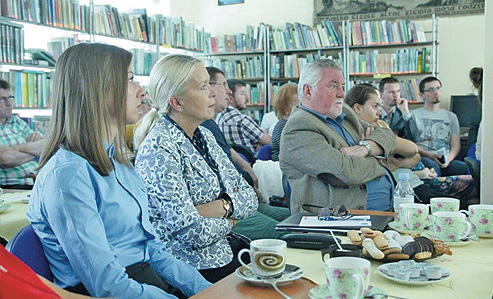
[388, 221, 424, 234]
[0, 203, 10, 214]
[309, 284, 387, 299]
[378, 263, 450, 286]
[421, 231, 474, 246]
[235, 264, 303, 286]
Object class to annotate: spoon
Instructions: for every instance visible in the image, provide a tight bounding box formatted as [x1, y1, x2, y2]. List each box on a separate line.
[330, 230, 352, 252]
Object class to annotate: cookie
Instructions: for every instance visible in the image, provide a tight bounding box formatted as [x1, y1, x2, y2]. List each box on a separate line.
[386, 253, 410, 260]
[347, 230, 362, 245]
[382, 247, 401, 255]
[373, 235, 389, 250]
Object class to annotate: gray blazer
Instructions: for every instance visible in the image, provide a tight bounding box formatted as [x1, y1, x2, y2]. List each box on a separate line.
[279, 104, 396, 214]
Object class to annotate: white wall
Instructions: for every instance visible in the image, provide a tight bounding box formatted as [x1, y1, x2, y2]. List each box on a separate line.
[481, 0, 492, 204]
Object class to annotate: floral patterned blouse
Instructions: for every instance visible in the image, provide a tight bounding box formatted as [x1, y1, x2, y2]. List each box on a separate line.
[135, 115, 258, 270]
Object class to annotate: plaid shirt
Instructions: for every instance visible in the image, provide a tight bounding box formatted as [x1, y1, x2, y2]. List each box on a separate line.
[0, 115, 38, 186]
[217, 106, 263, 154]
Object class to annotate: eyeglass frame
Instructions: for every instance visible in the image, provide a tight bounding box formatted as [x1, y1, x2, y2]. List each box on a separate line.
[210, 81, 229, 90]
[421, 86, 442, 93]
[0, 95, 14, 104]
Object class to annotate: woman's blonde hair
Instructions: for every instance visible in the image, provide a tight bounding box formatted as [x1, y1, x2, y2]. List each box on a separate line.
[274, 83, 298, 119]
[133, 54, 201, 148]
[39, 43, 132, 176]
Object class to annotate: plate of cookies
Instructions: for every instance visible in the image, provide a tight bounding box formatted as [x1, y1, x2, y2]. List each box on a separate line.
[347, 228, 452, 262]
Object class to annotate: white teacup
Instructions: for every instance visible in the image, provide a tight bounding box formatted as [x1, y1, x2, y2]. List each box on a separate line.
[430, 197, 460, 213]
[324, 257, 371, 299]
[238, 239, 286, 277]
[399, 203, 429, 231]
[432, 211, 472, 242]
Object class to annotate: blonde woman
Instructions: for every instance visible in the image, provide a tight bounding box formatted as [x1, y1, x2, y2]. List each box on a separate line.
[134, 54, 258, 283]
[26, 44, 210, 298]
[271, 83, 299, 161]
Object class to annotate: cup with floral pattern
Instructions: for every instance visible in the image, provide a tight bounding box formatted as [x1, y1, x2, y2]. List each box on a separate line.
[464, 204, 493, 237]
[399, 203, 429, 231]
[324, 257, 370, 299]
[432, 211, 472, 242]
[430, 197, 460, 214]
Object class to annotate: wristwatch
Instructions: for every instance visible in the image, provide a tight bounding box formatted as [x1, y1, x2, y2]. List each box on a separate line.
[221, 198, 233, 218]
[359, 140, 371, 156]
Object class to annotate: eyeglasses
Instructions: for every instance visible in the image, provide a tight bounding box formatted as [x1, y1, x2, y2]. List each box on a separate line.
[210, 81, 229, 90]
[0, 96, 14, 104]
[422, 86, 442, 93]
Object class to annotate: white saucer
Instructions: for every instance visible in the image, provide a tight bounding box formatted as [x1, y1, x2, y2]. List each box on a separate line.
[388, 221, 424, 234]
[476, 232, 493, 238]
[421, 231, 474, 246]
[309, 284, 387, 299]
[378, 262, 451, 286]
[0, 203, 10, 214]
[235, 264, 303, 286]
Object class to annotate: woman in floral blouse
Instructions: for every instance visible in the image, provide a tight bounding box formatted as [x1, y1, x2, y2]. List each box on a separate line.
[134, 54, 258, 283]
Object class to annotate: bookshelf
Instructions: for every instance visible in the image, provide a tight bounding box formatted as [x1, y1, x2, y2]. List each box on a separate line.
[0, 0, 207, 119]
[345, 15, 439, 103]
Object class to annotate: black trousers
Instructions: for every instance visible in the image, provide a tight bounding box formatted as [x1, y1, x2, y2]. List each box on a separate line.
[65, 262, 185, 298]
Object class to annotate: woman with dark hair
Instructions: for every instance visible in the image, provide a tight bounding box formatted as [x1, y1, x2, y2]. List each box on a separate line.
[26, 43, 210, 298]
[469, 67, 483, 160]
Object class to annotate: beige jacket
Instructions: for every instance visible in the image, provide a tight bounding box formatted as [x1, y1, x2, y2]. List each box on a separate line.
[279, 104, 396, 214]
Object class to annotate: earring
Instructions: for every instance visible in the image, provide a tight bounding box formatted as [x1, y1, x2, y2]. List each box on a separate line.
[178, 107, 183, 111]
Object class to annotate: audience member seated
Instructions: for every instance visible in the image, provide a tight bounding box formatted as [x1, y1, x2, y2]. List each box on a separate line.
[279, 59, 396, 214]
[346, 84, 476, 209]
[26, 44, 210, 298]
[133, 55, 258, 283]
[260, 106, 279, 136]
[271, 82, 298, 162]
[200, 66, 289, 240]
[378, 77, 411, 137]
[217, 79, 271, 154]
[404, 76, 468, 176]
[0, 79, 45, 189]
[469, 67, 483, 161]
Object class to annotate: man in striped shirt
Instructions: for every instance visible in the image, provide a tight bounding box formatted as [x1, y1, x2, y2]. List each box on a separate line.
[0, 79, 45, 189]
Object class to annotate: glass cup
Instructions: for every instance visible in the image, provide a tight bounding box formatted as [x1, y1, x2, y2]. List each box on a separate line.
[324, 257, 371, 299]
[238, 239, 286, 277]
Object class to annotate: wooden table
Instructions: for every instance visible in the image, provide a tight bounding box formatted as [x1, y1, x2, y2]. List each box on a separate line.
[190, 272, 316, 298]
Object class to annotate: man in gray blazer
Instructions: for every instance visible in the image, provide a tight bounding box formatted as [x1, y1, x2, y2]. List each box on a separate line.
[279, 59, 396, 214]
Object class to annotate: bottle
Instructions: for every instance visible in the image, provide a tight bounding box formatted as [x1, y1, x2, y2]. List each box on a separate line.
[393, 172, 415, 222]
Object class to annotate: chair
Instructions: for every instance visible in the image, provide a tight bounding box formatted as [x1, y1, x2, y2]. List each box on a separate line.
[257, 144, 272, 161]
[6, 225, 54, 281]
[464, 143, 480, 194]
[231, 144, 256, 164]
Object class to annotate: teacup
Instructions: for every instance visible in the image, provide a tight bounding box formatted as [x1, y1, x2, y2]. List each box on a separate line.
[324, 257, 370, 299]
[432, 211, 472, 242]
[238, 239, 286, 277]
[399, 203, 429, 231]
[430, 197, 460, 213]
[466, 205, 493, 236]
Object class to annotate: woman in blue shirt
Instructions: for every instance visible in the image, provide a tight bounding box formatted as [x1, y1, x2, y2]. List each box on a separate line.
[26, 43, 210, 298]
[133, 54, 258, 283]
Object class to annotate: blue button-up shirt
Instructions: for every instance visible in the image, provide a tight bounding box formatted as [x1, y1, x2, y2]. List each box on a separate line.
[26, 146, 211, 298]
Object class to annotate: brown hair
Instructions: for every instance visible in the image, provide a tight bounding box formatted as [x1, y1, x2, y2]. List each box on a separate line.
[273, 83, 298, 119]
[344, 84, 379, 108]
[39, 43, 133, 175]
[469, 67, 483, 104]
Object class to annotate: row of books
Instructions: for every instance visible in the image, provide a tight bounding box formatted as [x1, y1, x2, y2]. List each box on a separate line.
[0, 19, 23, 64]
[205, 56, 265, 80]
[246, 82, 265, 106]
[1, 0, 90, 32]
[349, 19, 427, 46]
[94, 6, 155, 44]
[206, 23, 266, 53]
[0, 70, 53, 108]
[158, 15, 208, 52]
[269, 20, 342, 51]
[351, 78, 422, 103]
[130, 48, 157, 76]
[270, 52, 342, 79]
[348, 47, 432, 76]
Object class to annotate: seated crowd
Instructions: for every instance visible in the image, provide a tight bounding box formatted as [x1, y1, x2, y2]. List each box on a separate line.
[1, 43, 480, 298]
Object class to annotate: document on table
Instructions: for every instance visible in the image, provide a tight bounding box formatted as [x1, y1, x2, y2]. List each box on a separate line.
[1, 192, 30, 203]
[299, 215, 372, 227]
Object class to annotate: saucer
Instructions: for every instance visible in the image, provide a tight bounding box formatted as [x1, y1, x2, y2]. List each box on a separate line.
[0, 203, 10, 214]
[235, 264, 303, 286]
[388, 221, 424, 234]
[309, 284, 387, 299]
[421, 231, 475, 246]
[378, 262, 451, 285]
[476, 233, 493, 239]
